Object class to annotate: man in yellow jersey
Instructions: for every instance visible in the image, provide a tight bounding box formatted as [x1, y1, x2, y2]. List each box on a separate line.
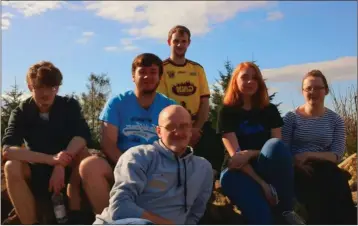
[157, 25, 210, 148]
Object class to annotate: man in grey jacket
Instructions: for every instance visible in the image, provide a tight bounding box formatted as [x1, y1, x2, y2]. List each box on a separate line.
[94, 105, 213, 225]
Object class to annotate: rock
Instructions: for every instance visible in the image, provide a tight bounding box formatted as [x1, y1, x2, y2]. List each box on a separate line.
[339, 153, 357, 192]
[352, 191, 357, 205]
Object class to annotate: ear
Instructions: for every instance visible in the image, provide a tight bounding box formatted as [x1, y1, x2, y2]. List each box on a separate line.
[187, 39, 191, 47]
[27, 84, 33, 92]
[325, 88, 329, 95]
[167, 39, 171, 46]
[156, 126, 162, 138]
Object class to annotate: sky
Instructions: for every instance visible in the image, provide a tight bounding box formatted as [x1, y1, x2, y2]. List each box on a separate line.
[2, 1, 357, 115]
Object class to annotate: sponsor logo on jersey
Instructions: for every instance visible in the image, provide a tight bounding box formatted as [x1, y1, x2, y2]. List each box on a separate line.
[172, 81, 197, 96]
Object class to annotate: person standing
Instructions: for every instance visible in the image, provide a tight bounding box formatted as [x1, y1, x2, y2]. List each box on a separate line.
[157, 25, 210, 149]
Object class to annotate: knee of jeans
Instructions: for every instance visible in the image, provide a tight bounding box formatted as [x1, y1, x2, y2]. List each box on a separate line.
[260, 138, 292, 162]
[220, 170, 241, 194]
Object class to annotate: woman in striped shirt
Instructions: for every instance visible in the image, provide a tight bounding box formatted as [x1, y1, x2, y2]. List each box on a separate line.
[282, 70, 356, 224]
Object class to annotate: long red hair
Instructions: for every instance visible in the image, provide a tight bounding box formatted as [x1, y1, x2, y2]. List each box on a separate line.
[223, 62, 269, 109]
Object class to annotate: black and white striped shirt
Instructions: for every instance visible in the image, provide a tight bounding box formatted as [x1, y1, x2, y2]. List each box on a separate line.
[282, 108, 346, 161]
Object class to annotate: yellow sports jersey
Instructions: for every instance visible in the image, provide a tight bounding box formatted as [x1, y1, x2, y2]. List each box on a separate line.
[157, 58, 210, 120]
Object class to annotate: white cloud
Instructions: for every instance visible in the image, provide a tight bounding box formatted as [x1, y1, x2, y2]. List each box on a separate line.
[262, 56, 357, 83]
[2, 1, 67, 17]
[266, 11, 284, 21]
[104, 37, 140, 52]
[2, 12, 14, 30]
[123, 45, 139, 51]
[104, 46, 119, 52]
[82, 31, 94, 37]
[76, 31, 95, 44]
[84, 1, 274, 40]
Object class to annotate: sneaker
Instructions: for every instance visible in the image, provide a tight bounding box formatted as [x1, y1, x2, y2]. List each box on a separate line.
[282, 211, 306, 225]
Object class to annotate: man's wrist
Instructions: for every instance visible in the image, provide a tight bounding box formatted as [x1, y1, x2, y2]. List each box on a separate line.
[46, 155, 55, 165]
[54, 164, 65, 169]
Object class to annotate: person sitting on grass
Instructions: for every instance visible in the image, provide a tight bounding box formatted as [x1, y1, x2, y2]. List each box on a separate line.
[2, 61, 93, 224]
[94, 105, 213, 225]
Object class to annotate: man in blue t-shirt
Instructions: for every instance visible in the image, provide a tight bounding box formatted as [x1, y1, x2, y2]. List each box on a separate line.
[79, 53, 177, 215]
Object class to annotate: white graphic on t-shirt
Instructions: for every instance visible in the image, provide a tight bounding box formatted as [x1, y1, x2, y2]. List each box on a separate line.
[122, 122, 157, 142]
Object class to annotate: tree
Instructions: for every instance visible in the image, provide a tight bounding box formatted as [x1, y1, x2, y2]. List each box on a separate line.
[209, 59, 281, 129]
[64, 92, 79, 100]
[1, 78, 24, 138]
[209, 59, 233, 128]
[80, 73, 111, 149]
[331, 85, 357, 158]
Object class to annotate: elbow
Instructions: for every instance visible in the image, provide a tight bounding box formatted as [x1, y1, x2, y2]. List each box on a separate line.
[110, 198, 144, 220]
[2, 147, 12, 161]
[2, 150, 9, 160]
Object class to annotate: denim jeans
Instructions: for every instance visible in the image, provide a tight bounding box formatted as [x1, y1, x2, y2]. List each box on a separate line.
[220, 138, 295, 225]
[95, 218, 154, 225]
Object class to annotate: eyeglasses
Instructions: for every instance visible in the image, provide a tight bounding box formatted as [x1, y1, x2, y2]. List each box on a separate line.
[302, 86, 326, 92]
[158, 123, 192, 133]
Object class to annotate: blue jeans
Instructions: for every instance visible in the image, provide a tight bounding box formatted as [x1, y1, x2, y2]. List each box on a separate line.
[103, 218, 154, 225]
[220, 138, 294, 225]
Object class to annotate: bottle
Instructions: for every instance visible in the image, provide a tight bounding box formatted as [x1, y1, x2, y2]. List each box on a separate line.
[52, 192, 68, 224]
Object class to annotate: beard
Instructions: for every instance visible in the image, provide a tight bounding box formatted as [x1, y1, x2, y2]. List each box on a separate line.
[140, 81, 160, 96]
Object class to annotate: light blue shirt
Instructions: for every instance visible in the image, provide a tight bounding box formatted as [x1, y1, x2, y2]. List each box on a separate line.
[99, 91, 177, 152]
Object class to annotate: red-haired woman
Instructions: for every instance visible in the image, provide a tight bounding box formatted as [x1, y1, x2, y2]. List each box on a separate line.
[282, 70, 357, 224]
[217, 62, 304, 225]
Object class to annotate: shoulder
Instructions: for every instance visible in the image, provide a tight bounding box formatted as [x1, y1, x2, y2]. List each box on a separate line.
[264, 103, 280, 113]
[17, 96, 33, 111]
[121, 144, 158, 164]
[219, 105, 239, 115]
[325, 108, 344, 125]
[192, 155, 212, 172]
[108, 91, 134, 105]
[283, 110, 297, 119]
[156, 92, 177, 105]
[187, 59, 204, 69]
[58, 96, 80, 107]
[163, 58, 171, 66]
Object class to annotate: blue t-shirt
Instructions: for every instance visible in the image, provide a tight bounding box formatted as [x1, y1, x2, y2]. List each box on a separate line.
[99, 91, 177, 152]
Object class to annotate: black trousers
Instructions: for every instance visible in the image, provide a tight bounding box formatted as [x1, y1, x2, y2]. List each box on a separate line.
[294, 160, 357, 225]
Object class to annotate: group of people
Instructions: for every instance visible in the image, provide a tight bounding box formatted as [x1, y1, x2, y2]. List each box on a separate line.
[2, 25, 356, 225]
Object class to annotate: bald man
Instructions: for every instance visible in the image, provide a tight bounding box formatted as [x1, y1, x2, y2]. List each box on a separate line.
[94, 105, 213, 225]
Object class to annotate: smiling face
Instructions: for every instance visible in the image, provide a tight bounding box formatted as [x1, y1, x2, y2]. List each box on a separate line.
[168, 31, 190, 59]
[236, 66, 259, 97]
[302, 75, 328, 106]
[156, 105, 192, 154]
[133, 64, 161, 95]
[131, 53, 163, 95]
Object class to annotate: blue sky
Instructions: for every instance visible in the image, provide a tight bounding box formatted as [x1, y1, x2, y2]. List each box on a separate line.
[2, 1, 357, 114]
